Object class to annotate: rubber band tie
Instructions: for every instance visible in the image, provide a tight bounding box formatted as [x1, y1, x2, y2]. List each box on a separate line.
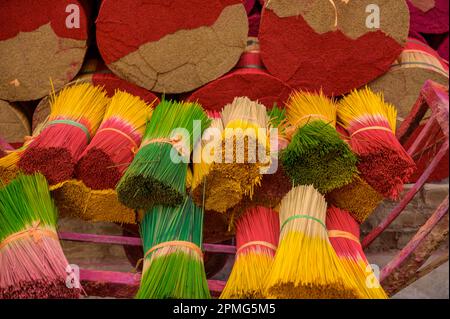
[350, 126, 393, 138]
[97, 128, 139, 154]
[280, 214, 326, 233]
[0, 221, 58, 250]
[46, 119, 91, 143]
[144, 240, 203, 259]
[328, 230, 361, 244]
[237, 241, 277, 254]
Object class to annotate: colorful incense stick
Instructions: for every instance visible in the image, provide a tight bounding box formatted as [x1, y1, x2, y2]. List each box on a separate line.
[0, 173, 80, 299]
[338, 88, 416, 199]
[221, 206, 279, 299]
[265, 185, 359, 299]
[117, 100, 210, 210]
[327, 206, 388, 299]
[198, 97, 270, 213]
[18, 83, 109, 184]
[76, 90, 154, 190]
[281, 91, 358, 194]
[136, 197, 210, 299]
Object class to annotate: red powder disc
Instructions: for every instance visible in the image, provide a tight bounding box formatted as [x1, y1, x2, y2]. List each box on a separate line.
[0, 0, 90, 101]
[258, 0, 409, 96]
[96, 0, 249, 94]
[408, 0, 449, 35]
[187, 39, 292, 112]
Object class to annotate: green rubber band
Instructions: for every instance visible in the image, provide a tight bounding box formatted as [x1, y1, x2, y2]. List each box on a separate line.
[280, 214, 326, 233]
[46, 119, 91, 142]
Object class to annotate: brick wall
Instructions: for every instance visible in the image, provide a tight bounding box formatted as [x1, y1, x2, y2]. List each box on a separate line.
[362, 183, 449, 252]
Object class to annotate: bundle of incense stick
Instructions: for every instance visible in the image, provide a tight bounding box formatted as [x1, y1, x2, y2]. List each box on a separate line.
[76, 90, 154, 190]
[136, 197, 210, 299]
[193, 97, 270, 213]
[250, 106, 292, 208]
[116, 100, 210, 210]
[224, 106, 292, 223]
[327, 175, 383, 224]
[0, 173, 80, 298]
[281, 91, 358, 194]
[338, 88, 416, 199]
[18, 83, 109, 184]
[265, 185, 359, 299]
[220, 206, 279, 299]
[327, 206, 388, 299]
[191, 114, 240, 212]
[327, 124, 383, 223]
[219, 97, 270, 198]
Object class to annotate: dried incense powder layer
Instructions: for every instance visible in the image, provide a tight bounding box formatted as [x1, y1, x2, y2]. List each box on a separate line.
[259, 0, 410, 96]
[0, 0, 90, 101]
[96, 0, 249, 94]
[326, 175, 383, 224]
[50, 180, 136, 224]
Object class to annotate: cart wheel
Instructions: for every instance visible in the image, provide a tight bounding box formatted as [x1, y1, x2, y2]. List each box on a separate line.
[121, 225, 231, 278]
